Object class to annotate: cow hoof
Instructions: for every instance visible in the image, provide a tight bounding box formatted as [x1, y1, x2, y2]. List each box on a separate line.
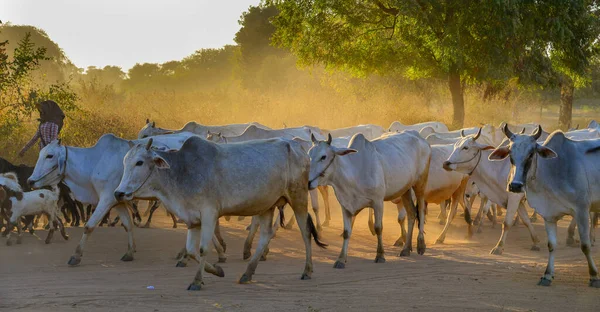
[218, 257, 227, 263]
[239, 274, 252, 284]
[214, 264, 225, 277]
[172, 224, 177, 229]
[301, 273, 311, 280]
[374, 256, 386, 263]
[530, 217, 537, 223]
[566, 237, 580, 247]
[260, 255, 267, 261]
[333, 260, 346, 269]
[243, 251, 251, 261]
[531, 245, 541, 251]
[64, 235, 70, 241]
[187, 283, 202, 291]
[221, 243, 227, 253]
[589, 279, 600, 288]
[245, 224, 251, 231]
[284, 223, 294, 230]
[435, 237, 445, 245]
[399, 249, 411, 257]
[45, 239, 51, 244]
[393, 239, 404, 247]
[68, 256, 81, 266]
[537, 277, 552, 287]
[417, 238, 426, 255]
[176, 261, 187, 267]
[142, 223, 150, 229]
[490, 247, 503, 255]
[121, 253, 134, 262]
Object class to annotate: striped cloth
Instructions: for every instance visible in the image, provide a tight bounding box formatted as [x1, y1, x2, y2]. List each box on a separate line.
[21, 122, 60, 153]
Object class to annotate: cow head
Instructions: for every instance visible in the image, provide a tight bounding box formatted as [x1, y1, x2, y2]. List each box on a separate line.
[137, 119, 174, 139]
[488, 124, 556, 193]
[115, 138, 170, 201]
[307, 133, 356, 190]
[28, 140, 67, 189]
[206, 131, 225, 143]
[443, 128, 494, 174]
[0, 172, 23, 213]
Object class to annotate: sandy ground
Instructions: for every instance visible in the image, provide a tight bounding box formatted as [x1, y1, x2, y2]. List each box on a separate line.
[2, 199, 600, 312]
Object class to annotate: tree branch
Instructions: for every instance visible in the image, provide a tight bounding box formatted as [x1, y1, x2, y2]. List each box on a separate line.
[373, 0, 399, 16]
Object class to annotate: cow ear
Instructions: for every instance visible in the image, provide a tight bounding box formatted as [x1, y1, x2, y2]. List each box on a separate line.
[537, 145, 557, 159]
[333, 147, 357, 156]
[128, 140, 135, 149]
[152, 121, 156, 128]
[58, 150, 66, 174]
[153, 155, 170, 169]
[489, 146, 510, 161]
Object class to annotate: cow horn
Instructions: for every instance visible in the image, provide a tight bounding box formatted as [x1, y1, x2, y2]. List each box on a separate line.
[460, 129, 465, 137]
[473, 128, 481, 140]
[151, 121, 155, 128]
[57, 138, 62, 145]
[575, 124, 579, 130]
[532, 125, 542, 140]
[146, 138, 153, 151]
[326, 133, 332, 145]
[502, 123, 514, 138]
[519, 128, 525, 134]
[146, 118, 150, 124]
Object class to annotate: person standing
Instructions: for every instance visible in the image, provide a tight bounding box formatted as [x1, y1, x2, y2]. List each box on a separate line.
[19, 100, 65, 157]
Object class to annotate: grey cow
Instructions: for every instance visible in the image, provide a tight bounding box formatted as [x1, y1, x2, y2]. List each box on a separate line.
[114, 136, 326, 290]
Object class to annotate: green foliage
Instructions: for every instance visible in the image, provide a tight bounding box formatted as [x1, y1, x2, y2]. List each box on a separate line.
[0, 31, 78, 136]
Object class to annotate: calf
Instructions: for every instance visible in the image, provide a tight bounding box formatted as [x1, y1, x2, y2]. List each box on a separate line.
[0, 173, 68, 245]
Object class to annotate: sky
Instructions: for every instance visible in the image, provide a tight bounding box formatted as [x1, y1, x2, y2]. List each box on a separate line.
[1, 0, 261, 71]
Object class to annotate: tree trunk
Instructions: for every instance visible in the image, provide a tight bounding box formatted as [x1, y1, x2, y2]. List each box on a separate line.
[558, 77, 574, 131]
[448, 65, 465, 129]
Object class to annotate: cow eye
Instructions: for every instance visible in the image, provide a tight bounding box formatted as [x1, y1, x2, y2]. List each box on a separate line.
[46, 155, 54, 159]
[462, 146, 469, 150]
[320, 155, 326, 161]
[142, 135, 148, 139]
[135, 161, 143, 166]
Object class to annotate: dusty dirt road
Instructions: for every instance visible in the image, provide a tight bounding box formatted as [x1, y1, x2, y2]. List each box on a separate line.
[2, 200, 600, 312]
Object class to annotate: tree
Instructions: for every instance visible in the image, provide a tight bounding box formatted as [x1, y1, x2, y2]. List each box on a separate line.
[270, 1, 599, 128]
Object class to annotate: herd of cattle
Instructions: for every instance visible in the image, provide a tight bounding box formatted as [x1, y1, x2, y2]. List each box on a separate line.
[1, 119, 600, 290]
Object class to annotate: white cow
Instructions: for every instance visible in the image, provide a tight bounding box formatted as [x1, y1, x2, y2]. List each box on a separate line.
[206, 125, 323, 143]
[308, 132, 431, 267]
[442, 129, 541, 254]
[137, 120, 271, 139]
[388, 121, 449, 133]
[114, 136, 326, 290]
[322, 125, 385, 140]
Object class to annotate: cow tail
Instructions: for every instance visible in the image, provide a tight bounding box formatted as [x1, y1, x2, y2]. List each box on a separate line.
[307, 214, 327, 249]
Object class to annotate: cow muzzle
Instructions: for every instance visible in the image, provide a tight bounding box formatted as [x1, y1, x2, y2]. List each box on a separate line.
[442, 161, 454, 171]
[508, 182, 524, 193]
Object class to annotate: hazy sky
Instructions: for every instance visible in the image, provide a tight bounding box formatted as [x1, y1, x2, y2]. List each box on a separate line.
[2, 0, 260, 71]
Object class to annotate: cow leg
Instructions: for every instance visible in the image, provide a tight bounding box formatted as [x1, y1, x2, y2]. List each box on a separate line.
[214, 219, 226, 253]
[400, 192, 416, 256]
[239, 208, 276, 284]
[44, 214, 56, 244]
[68, 200, 117, 266]
[490, 197, 520, 255]
[129, 201, 142, 227]
[517, 203, 540, 251]
[539, 220, 558, 286]
[437, 199, 448, 223]
[373, 201, 385, 263]
[291, 196, 316, 280]
[435, 197, 459, 244]
[85, 205, 92, 222]
[243, 216, 259, 260]
[178, 227, 225, 279]
[367, 208, 376, 236]
[57, 216, 69, 240]
[142, 200, 161, 228]
[477, 200, 492, 233]
[566, 217, 579, 247]
[334, 207, 354, 268]
[5, 222, 19, 245]
[575, 211, 600, 287]
[169, 211, 178, 229]
[415, 190, 427, 255]
[530, 211, 538, 223]
[394, 204, 407, 247]
[284, 207, 295, 230]
[115, 205, 136, 261]
[188, 210, 221, 290]
[309, 189, 322, 232]
[591, 213, 598, 246]
[318, 186, 331, 227]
